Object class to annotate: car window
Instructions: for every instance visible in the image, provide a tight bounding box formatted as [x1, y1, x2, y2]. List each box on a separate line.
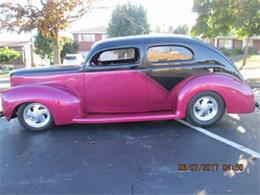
[90, 48, 140, 66]
[147, 46, 193, 63]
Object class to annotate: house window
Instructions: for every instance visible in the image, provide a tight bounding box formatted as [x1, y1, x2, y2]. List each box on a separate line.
[79, 34, 95, 42]
[218, 39, 232, 49]
[90, 48, 140, 66]
[147, 45, 193, 63]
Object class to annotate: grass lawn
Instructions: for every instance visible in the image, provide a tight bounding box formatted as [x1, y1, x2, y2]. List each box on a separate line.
[0, 71, 10, 78]
[230, 54, 260, 70]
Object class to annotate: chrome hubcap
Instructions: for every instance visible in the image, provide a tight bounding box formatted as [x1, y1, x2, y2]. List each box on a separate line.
[193, 96, 218, 121]
[23, 103, 50, 128]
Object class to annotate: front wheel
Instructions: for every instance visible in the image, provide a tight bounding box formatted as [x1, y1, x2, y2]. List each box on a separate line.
[186, 91, 225, 126]
[17, 103, 54, 131]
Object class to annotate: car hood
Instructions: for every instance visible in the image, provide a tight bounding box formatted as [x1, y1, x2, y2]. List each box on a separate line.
[10, 65, 82, 77]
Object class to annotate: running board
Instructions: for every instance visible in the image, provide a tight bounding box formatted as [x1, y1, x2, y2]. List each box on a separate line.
[72, 111, 179, 124]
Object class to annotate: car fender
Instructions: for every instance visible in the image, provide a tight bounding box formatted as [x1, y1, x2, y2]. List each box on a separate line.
[1, 84, 84, 125]
[169, 73, 255, 118]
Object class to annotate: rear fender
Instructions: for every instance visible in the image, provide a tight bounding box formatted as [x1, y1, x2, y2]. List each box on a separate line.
[169, 73, 255, 118]
[1, 84, 84, 125]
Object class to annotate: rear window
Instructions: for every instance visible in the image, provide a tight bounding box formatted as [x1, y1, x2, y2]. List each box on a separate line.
[147, 46, 193, 63]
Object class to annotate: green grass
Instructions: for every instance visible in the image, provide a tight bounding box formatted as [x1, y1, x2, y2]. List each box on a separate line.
[0, 71, 10, 78]
[229, 54, 260, 70]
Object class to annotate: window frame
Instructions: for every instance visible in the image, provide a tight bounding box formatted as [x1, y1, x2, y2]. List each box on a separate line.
[146, 44, 194, 65]
[85, 46, 142, 71]
[79, 34, 95, 42]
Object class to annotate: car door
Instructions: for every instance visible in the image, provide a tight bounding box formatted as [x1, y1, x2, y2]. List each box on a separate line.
[83, 47, 148, 113]
[145, 44, 195, 111]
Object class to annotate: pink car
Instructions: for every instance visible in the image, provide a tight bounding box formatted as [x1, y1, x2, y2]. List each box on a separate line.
[0, 35, 256, 131]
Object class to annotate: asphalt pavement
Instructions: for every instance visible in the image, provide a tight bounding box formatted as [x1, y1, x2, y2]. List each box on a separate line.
[0, 95, 260, 194]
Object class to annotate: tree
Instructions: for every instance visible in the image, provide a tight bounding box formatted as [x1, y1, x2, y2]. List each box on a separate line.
[152, 25, 163, 33]
[0, 0, 93, 64]
[191, 0, 260, 68]
[34, 32, 78, 63]
[60, 40, 78, 61]
[191, 0, 233, 38]
[34, 32, 53, 61]
[107, 3, 150, 37]
[174, 25, 189, 35]
[232, 0, 260, 69]
[0, 47, 21, 64]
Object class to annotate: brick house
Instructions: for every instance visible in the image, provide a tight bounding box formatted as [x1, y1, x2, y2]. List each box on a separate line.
[72, 26, 107, 57]
[214, 35, 260, 52]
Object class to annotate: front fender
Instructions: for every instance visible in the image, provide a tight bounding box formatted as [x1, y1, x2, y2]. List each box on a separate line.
[170, 73, 255, 118]
[1, 84, 83, 125]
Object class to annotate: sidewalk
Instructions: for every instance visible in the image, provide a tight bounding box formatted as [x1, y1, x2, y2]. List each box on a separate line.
[240, 69, 260, 81]
[240, 68, 260, 89]
[0, 78, 10, 92]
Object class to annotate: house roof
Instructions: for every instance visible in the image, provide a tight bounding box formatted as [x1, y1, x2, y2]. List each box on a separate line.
[0, 41, 31, 47]
[71, 26, 106, 34]
[0, 33, 32, 47]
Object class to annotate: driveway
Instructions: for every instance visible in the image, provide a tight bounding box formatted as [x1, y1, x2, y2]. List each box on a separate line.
[0, 96, 259, 194]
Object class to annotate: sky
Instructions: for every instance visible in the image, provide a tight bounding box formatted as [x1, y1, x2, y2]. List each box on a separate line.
[0, 0, 197, 39]
[69, 0, 197, 32]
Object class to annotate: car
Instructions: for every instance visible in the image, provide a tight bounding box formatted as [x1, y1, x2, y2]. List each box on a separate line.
[63, 54, 84, 66]
[0, 35, 256, 131]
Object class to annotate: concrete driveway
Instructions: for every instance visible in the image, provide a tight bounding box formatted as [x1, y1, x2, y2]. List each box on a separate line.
[0, 96, 259, 194]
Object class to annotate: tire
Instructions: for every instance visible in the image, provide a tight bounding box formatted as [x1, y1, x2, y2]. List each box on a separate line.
[17, 103, 54, 131]
[186, 91, 225, 126]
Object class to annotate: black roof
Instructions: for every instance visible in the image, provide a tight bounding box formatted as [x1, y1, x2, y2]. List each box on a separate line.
[91, 34, 215, 51]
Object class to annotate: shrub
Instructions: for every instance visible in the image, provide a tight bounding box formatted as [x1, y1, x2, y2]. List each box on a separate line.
[221, 47, 258, 57]
[247, 47, 258, 55]
[0, 47, 21, 64]
[60, 40, 78, 61]
[221, 48, 243, 56]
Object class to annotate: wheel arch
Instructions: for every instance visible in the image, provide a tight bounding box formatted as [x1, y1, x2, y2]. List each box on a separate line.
[169, 73, 255, 118]
[1, 84, 84, 125]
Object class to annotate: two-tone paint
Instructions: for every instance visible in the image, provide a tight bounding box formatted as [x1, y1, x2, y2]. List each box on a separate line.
[0, 35, 255, 125]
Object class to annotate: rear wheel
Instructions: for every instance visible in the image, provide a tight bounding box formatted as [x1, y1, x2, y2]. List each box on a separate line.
[17, 103, 54, 131]
[186, 91, 225, 126]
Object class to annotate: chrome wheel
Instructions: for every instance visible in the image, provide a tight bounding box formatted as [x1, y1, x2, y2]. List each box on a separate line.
[23, 103, 51, 128]
[193, 96, 218, 121]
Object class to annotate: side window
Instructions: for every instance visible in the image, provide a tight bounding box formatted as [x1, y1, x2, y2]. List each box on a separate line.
[90, 48, 140, 66]
[147, 45, 193, 63]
